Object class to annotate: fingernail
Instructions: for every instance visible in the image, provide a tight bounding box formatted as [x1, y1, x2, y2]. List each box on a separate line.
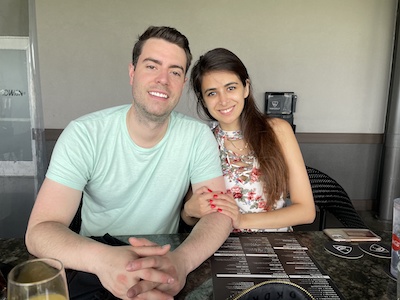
[217, 208, 222, 212]
[211, 204, 216, 209]
[213, 194, 218, 198]
[209, 200, 213, 203]
[127, 290, 137, 298]
[207, 188, 213, 192]
[168, 278, 175, 284]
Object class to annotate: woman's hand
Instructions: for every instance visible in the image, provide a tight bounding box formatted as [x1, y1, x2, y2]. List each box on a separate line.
[183, 186, 217, 219]
[208, 192, 242, 229]
[184, 187, 242, 229]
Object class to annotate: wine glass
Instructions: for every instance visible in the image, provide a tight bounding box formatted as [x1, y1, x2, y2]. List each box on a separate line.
[7, 258, 69, 300]
[0, 268, 6, 300]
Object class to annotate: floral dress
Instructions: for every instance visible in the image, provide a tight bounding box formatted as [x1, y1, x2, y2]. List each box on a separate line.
[214, 126, 291, 232]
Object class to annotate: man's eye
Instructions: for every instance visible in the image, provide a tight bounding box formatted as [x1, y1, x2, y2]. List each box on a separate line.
[147, 65, 156, 70]
[171, 71, 182, 77]
[227, 86, 236, 91]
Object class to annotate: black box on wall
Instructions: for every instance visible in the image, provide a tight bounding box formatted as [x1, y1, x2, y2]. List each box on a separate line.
[265, 92, 297, 131]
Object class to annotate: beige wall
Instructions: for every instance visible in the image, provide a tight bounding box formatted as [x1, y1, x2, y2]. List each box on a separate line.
[35, 0, 397, 133]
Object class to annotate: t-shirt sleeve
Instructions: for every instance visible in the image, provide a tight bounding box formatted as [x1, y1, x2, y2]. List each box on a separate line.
[190, 124, 222, 184]
[46, 121, 93, 191]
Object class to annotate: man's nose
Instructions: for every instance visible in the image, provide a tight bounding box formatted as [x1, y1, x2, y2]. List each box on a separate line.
[156, 69, 169, 85]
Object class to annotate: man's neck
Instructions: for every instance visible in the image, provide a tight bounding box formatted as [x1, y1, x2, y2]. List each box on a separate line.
[126, 106, 170, 148]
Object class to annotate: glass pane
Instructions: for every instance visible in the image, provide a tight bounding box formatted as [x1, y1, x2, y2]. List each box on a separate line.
[0, 48, 32, 161]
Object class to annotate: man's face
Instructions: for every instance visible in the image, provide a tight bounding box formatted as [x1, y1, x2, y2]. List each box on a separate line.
[129, 38, 187, 123]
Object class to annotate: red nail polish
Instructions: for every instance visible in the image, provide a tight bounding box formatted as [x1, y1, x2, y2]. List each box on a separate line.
[211, 204, 216, 209]
[213, 194, 218, 199]
[209, 200, 213, 203]
[217, 208, 222, 212]
[207, 188, 213, 192]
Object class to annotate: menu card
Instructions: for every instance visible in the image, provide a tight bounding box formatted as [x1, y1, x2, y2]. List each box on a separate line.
[211, 233, 344, 300]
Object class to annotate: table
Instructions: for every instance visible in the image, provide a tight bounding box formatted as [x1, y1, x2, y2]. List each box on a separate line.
[0, 231, 396, 300]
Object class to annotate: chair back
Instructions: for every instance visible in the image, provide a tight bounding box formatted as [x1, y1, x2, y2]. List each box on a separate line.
[306, 166, 367, 230]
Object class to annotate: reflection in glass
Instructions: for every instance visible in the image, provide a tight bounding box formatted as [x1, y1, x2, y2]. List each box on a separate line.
[0, 48, 32, 161]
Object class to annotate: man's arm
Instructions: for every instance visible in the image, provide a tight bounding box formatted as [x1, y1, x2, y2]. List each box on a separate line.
[176, 175, 232, 270]
[127, 176, 232, 297]
[25, 178, 177, 300]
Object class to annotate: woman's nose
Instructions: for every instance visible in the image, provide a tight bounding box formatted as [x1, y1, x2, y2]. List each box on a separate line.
[219, 93, 228, 105]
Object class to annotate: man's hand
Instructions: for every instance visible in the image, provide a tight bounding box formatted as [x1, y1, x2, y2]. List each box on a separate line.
[125, 238, 187, 299]
[93, 241, 175, 299]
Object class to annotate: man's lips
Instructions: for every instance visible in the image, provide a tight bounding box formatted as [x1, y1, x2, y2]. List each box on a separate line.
[149, 91, 168, 99]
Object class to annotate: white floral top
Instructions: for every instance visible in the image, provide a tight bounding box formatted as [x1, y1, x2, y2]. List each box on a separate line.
[214, 126, 291, 232]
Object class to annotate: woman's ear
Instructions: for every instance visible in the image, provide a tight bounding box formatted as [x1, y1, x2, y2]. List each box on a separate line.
[244, 79, 250, 99]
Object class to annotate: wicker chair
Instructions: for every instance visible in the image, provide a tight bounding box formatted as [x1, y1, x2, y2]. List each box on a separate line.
[306, 166, 367, 230]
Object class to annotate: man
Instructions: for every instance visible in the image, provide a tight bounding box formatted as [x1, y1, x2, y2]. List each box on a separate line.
[25, 26, 232, 300]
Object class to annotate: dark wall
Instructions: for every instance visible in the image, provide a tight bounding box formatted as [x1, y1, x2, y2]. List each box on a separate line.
[300, 143, 382, 211]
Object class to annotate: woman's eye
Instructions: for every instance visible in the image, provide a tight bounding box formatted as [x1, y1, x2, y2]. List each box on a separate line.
[206, 91, 216, 97]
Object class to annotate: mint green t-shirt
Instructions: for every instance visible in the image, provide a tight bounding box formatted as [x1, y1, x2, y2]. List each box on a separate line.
[46, 105, 222, 236]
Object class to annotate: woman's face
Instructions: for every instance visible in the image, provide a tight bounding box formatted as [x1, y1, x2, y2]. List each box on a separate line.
[201, 71, 249, 131]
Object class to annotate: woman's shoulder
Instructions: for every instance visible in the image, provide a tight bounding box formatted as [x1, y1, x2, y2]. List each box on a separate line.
[267, 117, 293, 133]
[266, 118, 297, 147]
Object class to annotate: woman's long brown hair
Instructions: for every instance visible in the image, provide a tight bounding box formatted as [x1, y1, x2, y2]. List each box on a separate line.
[190, 48, 288, 205]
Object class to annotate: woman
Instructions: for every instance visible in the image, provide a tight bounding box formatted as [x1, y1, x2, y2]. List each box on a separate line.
[182, 48, 315, 232]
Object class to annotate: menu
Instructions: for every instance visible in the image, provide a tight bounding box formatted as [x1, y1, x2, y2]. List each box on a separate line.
[211, 233, 344, 300]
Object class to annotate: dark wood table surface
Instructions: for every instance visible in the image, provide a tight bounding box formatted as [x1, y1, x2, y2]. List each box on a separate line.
[0, 226, 396, 299]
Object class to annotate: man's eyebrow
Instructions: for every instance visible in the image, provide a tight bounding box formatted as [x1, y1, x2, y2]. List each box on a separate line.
[170, 64, 185, 73]
[143, 57, 185, 73]
[143, 57, 161, 65]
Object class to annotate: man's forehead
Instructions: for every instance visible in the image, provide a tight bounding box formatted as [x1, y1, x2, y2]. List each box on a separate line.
[140, 38, 187, 70]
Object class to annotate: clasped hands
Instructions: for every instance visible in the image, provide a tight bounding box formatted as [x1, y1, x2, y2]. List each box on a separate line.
[99, 186, 239, 299]
[97, 237, 185, 300]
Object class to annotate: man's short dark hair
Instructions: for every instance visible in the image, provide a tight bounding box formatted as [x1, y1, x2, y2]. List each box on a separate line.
[132, 26, 192, 74]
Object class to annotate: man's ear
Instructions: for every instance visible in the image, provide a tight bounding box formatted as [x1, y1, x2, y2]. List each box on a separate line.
[129, 63, 135, 85]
